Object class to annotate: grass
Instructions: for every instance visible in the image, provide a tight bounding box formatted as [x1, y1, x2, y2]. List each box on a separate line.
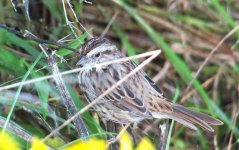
[1, 52, 43, 138]
[0, 0, 238, 149]
[114, 0, 238, 136]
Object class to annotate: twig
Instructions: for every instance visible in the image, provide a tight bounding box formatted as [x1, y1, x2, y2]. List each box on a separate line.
[106, 121, 119, 150]
[100, 11, 119, 37]
[0, 116, 33, 142]
[180, 76, 215, 104]
[226, 109, 239, 150]
[62, 0, 93, 38]
[39, 44, 89, 138]
[152, 61, 170, 82]
[158, 121, 169, 150]
[107, 123, 130, 146]
[10, 0, 17, 11]
[24, 0, 30, 20]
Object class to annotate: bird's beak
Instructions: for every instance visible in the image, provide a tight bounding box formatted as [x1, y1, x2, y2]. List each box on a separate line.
[76, 55, 87, 66]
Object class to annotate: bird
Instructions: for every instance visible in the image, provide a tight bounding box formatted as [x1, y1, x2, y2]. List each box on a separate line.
[77, 37, 223, 132]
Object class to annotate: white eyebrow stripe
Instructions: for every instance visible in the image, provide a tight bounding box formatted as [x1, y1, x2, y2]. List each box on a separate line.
[86, 44, 116, 57]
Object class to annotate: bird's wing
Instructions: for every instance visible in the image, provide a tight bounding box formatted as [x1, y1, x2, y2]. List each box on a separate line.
[142, 74, 176, 113]
[104, 85, 151, 118]
[144, 75, 166, 98]
[103, 62, 151, 117]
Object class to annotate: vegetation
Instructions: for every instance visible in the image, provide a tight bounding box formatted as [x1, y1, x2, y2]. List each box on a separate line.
[0, 0, 238, 149]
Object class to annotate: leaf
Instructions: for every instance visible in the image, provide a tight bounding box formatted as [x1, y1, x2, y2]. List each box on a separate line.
[0, 47, 26, 76]
[0, 29, 40, 56]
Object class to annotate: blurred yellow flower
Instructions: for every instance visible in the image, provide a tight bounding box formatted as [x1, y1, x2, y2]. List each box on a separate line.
[25, 131, 156, 150]
[120, 131, 133, 150]
[31, 138, 48, 150]
[0, 131, 20, 150]
[64, 138, 106, 150]
[136, 137, 156, 150]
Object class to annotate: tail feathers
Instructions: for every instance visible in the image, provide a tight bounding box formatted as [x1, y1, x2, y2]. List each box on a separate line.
[173, 104, 223, 125]
[152, 103, 223, 132]
[152, 112, 198, 130]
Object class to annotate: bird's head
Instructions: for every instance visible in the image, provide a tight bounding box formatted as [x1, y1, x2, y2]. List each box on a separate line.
[77, 37, 120, 67]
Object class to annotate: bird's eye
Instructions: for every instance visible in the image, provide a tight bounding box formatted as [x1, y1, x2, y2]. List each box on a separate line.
[95, 53, 100, 57]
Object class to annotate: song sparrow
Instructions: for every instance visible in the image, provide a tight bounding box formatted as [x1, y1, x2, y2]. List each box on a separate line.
[77, 37, 223, 132]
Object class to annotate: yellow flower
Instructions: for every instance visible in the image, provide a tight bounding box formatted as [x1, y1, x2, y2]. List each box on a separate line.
[120, 132, 133, 150]
[31, 138, 49, 150]
[136, 137, 156, 150]
[64, 138, 106, 150]
[0, 131, 20, 150]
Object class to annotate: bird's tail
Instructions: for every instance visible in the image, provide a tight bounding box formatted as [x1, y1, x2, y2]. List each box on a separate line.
[152, 103, 223, 132]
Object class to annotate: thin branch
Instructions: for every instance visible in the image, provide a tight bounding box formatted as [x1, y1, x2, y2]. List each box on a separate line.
[10, 0, 17, 11]
[100, 11, 119, 37]
[158, 121, 169, 150]
[62, 0, 93, 38]
[0, 116, 33, 141]
[24, 0, 30, 20]
[39, 44, 89, 138]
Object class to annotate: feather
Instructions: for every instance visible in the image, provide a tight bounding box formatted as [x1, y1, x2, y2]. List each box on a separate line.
[152, 102, 223, 132]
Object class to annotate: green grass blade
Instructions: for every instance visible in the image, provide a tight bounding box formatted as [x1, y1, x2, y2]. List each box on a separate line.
[27, 63, 50, 116]
[166, 83, 180, 150]
[0, 52, 43, 138]
[211, 0, 236, 28]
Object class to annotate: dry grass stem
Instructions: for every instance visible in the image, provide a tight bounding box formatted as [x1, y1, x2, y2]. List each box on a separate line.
[185, 25, 239, 93]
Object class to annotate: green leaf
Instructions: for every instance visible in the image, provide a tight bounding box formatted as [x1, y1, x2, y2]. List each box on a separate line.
[0, 47, 26, 76]
[29, 69, 49, 117]
[211, 0, 236, 28]
[0, 29, 40, 56]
